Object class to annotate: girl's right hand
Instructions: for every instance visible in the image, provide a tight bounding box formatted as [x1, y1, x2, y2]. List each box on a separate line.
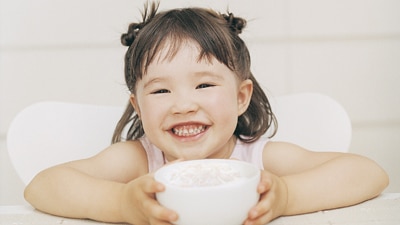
[120, 173, 178, 225]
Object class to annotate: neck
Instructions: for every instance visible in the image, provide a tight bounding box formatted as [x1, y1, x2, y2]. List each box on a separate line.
[214, 135, 237, 159]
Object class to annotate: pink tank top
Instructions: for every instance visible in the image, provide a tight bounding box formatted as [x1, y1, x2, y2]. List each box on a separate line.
[139, 136, 269, 172]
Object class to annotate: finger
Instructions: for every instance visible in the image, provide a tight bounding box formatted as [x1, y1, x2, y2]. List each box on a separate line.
[148, 219, 174, 225]
[141, 176, 165, 194]
[143, 198, 179, 223]
[247, 194, 272, 220]
[244, 209, 274, 225]
[148, 216, 176, 225]
[249, 181, 280, 220]
[258, 171, 273, 193]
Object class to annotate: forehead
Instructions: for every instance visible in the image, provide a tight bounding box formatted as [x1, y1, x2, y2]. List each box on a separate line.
[150, 39, 212, 66]
[141, 40, 222, 80]
[141, 42, 238, 84]
[145, 42, 223, 76]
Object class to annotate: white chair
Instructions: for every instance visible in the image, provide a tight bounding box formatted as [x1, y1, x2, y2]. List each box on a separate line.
[268, 92, 352, 152]
[7, 92, 352, 185]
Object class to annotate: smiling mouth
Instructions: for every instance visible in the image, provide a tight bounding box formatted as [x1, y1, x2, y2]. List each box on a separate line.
[172, 125, 206, 137]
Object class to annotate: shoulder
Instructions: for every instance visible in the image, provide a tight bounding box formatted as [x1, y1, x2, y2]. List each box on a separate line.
[70, 140, 149, 183]
[232, 137, 270, 170]
[262, 141, 345, 176]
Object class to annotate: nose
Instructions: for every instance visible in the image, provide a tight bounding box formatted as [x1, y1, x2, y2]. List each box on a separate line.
[170, 93, 199, 115]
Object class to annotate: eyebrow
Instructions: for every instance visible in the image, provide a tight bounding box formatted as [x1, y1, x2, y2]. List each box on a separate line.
[193, 71, 225, 81]
[143, 77, 166, 89]
[143, 70, 226, 89]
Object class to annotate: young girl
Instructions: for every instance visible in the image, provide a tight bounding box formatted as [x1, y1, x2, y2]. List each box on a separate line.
[24, 3, 389, 225]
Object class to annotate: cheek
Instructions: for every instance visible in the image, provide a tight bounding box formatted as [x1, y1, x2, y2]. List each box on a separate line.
[138, 99, 166, 130]
[209, 96, 235, 113]
[205, 91, 239, 124]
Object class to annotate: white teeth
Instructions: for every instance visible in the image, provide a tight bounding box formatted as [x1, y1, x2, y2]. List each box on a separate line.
[173, 125, 205, 136]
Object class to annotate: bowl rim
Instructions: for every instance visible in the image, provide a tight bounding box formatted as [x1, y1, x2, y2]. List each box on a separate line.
[154, 159, 260, 190]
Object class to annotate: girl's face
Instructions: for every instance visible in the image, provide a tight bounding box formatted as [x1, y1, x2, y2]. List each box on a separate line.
[131, 42, 253, 161]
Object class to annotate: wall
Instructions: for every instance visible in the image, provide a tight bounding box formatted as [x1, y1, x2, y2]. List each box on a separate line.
[1, 0, 399, 205]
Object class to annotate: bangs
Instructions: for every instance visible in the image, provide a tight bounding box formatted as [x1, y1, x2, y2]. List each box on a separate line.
[131, 8, 238, 80]
[145, 36, 214, 69]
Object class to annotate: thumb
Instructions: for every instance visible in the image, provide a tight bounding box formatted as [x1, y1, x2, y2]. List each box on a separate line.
[258, 170, 273, 193]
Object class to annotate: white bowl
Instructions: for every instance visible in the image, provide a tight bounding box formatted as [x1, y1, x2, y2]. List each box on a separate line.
[154, 159, 260, 225]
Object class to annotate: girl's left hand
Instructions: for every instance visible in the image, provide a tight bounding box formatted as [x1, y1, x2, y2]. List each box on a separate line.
[244, 170, 288, 225]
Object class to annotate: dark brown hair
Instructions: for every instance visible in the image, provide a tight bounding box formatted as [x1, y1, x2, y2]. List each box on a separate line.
[112, 2, 277, 143]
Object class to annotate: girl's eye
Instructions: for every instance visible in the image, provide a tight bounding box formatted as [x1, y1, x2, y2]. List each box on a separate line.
[152, 89, 170, 94]
[196, 83, 214, 89]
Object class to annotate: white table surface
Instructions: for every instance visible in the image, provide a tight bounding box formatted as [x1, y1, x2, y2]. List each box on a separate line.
[1, 193, 399, 225]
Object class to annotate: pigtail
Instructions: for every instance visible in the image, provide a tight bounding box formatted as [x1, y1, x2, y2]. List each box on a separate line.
[222, 12, 246, 35]
[112, 2, 159, 144]
[112, 100, 145, 143]
[237, 73, 277, 142]
[121, 23, 142, 47]
[220, 12, 278, 142]
[120, 2, 159, 47]
[112, 101, 132, 143]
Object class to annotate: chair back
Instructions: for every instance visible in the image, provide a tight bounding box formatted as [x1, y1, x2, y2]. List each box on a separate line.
[268, 92, 352, 152]
[7, 102, 123, 185]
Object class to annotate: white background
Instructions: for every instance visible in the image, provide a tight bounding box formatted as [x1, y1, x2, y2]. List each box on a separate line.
[1, 0, 399, 204]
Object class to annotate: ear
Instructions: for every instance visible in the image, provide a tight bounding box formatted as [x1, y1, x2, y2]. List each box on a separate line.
[237, 79, 253, 116]
[130, 94, 141, 118]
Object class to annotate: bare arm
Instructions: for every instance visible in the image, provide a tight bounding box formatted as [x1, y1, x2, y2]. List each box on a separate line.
[264, 141, 389, 215]
[24, 141, 175, 224]
[245, 141, 389, 225]
[25, 164, 126, 221]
